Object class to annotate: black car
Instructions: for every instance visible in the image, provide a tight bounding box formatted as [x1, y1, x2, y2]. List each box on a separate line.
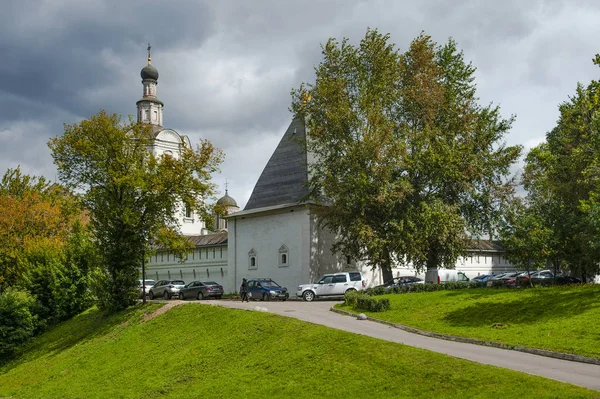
[178, 281, 224, 300]
[376, 276, 424, 292]
[247, 278, 289, 301]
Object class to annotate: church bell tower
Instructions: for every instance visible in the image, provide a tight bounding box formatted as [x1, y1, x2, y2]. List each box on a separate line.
[137, 44, 164, 126]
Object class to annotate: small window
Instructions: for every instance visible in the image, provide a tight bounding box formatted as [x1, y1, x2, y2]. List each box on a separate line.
[248, 249, 257, 270]
[349, 272, 362, 282]
[184, 203, 192, 218]
[278, 245, 289, 267]
[333, 275, 347, 283]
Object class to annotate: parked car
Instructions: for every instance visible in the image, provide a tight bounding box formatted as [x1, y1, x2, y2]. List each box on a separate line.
[377, 276, 424, 292]
[148, 280, 186, 300]
[137, 279, 156, 298]
[471, 274, 495, 286]
[425, 268, 470, 284]
[247, 278, 289, 301]
[486, 272, 520, 287]
[178, 281, 224, 300]
[297, 272, 366, 302]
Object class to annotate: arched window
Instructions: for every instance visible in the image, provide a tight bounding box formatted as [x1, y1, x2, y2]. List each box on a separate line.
[248, 249, 257, 270]
[278, 245, 289, 267]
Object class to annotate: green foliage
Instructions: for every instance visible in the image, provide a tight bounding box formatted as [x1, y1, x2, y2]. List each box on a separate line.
[0, 289, 37, 359]
[344, 288, 360, 306]
[519, 55, 600, 280]
[338, 285, 600, 359]
[48, 111, 223, 311]
[23, 222, 99, 329]
[356, 294, 391, 312]
[291, 29, 521, 283]
[366, 282, 478, 296]
[3, 304, 594, 398]
[498, 197, 555, 273]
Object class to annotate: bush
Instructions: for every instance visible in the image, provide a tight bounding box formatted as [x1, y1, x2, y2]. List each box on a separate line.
[355, 294, 390, 312]
[344, 289, 360, 306]
[0, 289, 37, 359]
[367, 281, 482, 296]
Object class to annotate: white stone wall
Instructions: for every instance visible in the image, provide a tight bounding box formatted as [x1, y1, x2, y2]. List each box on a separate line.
[227, 207, 311, 294]
[145, 245, 228, 289]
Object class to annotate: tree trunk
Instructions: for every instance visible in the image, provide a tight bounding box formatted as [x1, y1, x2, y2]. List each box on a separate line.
[380, 246, 394, 285]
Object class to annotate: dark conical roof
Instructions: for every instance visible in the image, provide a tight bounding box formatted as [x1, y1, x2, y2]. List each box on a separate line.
[244, 118, 308, 210]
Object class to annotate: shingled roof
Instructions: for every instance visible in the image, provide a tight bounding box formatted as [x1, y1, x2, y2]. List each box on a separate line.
[186, 232, 228, 247]
[467, 240, 505, 252]
[244, 118, 309, 210]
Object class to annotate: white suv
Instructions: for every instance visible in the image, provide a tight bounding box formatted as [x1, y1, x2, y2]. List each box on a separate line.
[297, 272, 366, 302]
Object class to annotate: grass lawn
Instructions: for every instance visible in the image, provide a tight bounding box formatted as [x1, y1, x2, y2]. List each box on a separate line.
[0, 303, 598, 398]
[337, 284, 600, 358]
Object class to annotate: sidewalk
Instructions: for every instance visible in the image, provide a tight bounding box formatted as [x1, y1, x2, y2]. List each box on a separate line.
[197, 299, 600, 391]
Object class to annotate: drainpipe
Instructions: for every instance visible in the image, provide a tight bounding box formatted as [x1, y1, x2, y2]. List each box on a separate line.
[234, 217, 237, 292]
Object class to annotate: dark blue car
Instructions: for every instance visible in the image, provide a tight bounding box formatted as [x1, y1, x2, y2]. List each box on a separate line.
[471, 274, 496, 286]
[247, 278, 289, 301]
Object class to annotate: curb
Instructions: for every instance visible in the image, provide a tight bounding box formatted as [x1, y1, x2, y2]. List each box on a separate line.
[330, 307, 600, 366]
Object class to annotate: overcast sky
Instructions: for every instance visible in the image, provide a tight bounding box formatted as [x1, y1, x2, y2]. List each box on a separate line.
[2, 0, 599, 208]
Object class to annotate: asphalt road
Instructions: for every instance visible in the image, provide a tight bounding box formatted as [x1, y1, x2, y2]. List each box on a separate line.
[186, 298, 600, 392]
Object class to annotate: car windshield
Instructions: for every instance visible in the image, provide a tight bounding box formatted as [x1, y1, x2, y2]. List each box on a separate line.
[203, 281, 219, 285]
[144, 280, 155, 285]
[172, 280, 185, 285]
[259, 280, 280, 288]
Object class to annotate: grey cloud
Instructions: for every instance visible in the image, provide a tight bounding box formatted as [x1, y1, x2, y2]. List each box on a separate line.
[2, 0, 600, 208]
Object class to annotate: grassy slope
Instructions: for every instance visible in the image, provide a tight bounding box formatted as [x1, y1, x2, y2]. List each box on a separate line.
[0, 303, 597, 399]
[338, 285, 600, 358]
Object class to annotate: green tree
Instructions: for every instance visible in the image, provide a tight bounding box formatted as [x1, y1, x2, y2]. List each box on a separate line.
[498, 197, 556, 282]
[523, 55, 600, 281]
[291, 30, 521, 283]
[0, 167, 78, 292]
[48, 111, 223, 311]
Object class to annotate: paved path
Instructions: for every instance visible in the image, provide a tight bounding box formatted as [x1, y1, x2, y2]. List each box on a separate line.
[188, 299, 600, 391]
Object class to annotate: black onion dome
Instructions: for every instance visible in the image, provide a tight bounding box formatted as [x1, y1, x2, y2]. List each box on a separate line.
[141, 64, 159, 81]
[217, 193, 238, 207]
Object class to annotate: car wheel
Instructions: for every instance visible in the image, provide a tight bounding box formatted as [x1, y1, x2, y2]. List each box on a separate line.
[303, 291, 315, 302]
[345, 288, 357, 294]
[179, 293, 185, 300]
[149, 291, 155, 300]
[163, 291, 170, 300]
[217, 295, 222, 299]
[197, 292, 204, 300]
[262, 293, 270, 301]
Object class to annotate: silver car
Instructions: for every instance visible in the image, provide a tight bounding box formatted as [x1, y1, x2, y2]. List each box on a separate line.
[137, 279, 156, 298]
[148, 279, 186, 300]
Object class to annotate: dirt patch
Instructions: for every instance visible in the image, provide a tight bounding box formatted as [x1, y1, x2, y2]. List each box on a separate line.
[144, 301, 182, 321]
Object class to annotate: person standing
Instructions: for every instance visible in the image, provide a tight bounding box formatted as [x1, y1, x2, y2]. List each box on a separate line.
[240, 278, 249, 302]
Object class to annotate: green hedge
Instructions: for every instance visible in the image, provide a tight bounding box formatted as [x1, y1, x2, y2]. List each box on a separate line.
[344, 290, 390, 312]
[0, 289, 37, 360]
[365, 282, 481, 296]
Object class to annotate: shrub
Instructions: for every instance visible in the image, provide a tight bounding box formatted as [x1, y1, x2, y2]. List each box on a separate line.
[344, 289, 360, 306]
[368, 281, 482, 297]
[355, 294, 390, 312]
[0, 289, 38, 360]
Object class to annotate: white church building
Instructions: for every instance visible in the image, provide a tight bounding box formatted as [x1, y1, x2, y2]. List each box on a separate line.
[139, 51, 516, 294]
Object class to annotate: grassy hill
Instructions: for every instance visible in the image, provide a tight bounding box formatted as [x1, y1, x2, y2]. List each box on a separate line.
[0, 302, 597, 398]
[338, 284, 600, 358]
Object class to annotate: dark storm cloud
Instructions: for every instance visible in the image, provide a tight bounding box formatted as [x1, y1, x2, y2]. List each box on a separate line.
[0, 0, 215, 121]
[2, 0, 600, 207]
